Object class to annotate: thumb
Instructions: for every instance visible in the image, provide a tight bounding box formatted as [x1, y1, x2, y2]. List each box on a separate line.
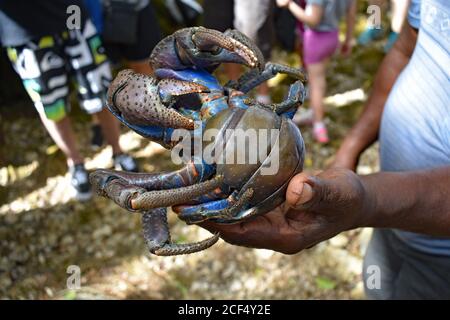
[285, 173, 315, 208]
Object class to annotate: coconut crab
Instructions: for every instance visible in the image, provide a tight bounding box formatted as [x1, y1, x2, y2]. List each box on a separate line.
[89, 27, 307, 255]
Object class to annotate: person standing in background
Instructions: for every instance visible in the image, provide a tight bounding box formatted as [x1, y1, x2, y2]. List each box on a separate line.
[85, 0, 163, 149]
[277, 0, 356, 144]
[0, 0, 138, 201]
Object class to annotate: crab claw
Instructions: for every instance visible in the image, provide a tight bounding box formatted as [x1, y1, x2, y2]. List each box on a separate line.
[190, 28, 262, 69]
[150, 27, 264, 72]
[107, 69, 210, 131]
[142, 209, 220, 256]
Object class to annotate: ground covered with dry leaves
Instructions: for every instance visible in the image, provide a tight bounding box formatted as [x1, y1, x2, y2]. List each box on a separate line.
[0, 42, 384, 299]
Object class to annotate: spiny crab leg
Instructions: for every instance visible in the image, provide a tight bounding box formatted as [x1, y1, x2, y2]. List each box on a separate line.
[89, 169, 222, 256]
[90, 170, 224, 212]
[107, 69, 210, 130]
[142, 209, 219, 256]
[229, 62, 307, 94]
[130, 175, 224, 210]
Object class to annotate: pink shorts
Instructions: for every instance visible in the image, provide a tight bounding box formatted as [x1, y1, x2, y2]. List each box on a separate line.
[302, 29, 339, 65]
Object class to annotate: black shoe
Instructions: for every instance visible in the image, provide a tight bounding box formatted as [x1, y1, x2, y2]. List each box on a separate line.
[69, 163, 92, 201]
[113, 153, 139, 172]
[91, 124, 104, 150]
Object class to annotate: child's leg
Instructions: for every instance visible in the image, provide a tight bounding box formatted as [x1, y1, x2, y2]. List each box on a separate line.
[7, 38, 92, 200]
[65, 20, 124, 156]
[94, 108, 122, 155]
[307, 60, 330, 143]
[39, 114, 84, 166]
[128, 59, 153, 75]
[6, 44, 84, 167]
[303, 28, 340, 143]
[225, 63, 242, 81]
[307, 60, 328, 124]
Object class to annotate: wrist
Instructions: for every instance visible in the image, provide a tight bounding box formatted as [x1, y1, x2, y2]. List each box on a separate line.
[338, 134, 367, 159]
[357, 174, 379, 228]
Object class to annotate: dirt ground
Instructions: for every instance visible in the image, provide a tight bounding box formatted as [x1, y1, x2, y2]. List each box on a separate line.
[0, 35, 385, 299]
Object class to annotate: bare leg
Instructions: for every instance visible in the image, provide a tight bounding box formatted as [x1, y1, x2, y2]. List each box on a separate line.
[307, 61, 327, 123]
[225, 63, 242, 81]
[92, 115, 99, 125]
[94, 108, 122, 155]
[128, 59, 154, 76]
[39, 113, 84, 166]
[256, 82, 271, 104]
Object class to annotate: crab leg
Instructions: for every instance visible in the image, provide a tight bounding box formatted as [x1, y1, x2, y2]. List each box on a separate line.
[142, 208, 219, 256]
[175, 189, 254, 224]
[231, 62, 307, 94]
[131, 175, 224, 210]
[266, 80, 306, 117]
[91, 161, 215, 191]
[90, 170, 224, 211]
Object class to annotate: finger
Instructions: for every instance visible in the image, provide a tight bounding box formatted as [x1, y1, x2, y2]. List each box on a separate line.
[199, 220, 243, 235]
[199, 216, 274, 249]
[286, 173, 314, 208]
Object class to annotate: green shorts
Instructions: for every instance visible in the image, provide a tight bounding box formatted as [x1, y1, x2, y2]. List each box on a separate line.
[7, 20, 112, 121]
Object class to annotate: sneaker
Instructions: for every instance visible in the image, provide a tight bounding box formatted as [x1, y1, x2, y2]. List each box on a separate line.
[113, 153, 139, 172]
[313, 122, 329, 144]
[91, 124, 104, 150]
[357, 27, 384, 46]
[383, 31, 399, 53]
[69, 163, 92, 201]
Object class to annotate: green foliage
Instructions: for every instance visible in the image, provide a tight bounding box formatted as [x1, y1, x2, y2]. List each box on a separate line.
[315, 276, 337, 290]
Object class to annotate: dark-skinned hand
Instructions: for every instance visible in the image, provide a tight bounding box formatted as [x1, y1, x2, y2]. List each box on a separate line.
[175, 168, 372, 254]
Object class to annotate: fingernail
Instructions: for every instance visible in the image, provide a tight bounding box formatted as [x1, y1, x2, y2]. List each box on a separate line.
[294, 183, 313, 208]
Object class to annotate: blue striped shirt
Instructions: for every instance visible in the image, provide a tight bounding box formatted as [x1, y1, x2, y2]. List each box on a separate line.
[379, 0, 450, 255]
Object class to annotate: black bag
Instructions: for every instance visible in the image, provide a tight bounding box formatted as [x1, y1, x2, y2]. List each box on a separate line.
[273, 7, 297, 52]
[103, 0, 140, 45]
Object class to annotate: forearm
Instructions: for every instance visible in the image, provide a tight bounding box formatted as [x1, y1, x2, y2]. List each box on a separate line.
[337, 24, 417, 159]
[287, 2, 320, 28]
[360, 167, 450, 236]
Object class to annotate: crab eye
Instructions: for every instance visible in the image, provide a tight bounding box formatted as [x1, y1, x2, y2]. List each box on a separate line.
[209, 45, 221, 55]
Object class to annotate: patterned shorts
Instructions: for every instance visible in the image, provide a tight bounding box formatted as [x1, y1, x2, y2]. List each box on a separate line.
[7, 20, 112, 121]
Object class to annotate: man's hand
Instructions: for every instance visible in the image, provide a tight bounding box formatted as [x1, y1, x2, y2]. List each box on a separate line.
[196, 169, 370, 254]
